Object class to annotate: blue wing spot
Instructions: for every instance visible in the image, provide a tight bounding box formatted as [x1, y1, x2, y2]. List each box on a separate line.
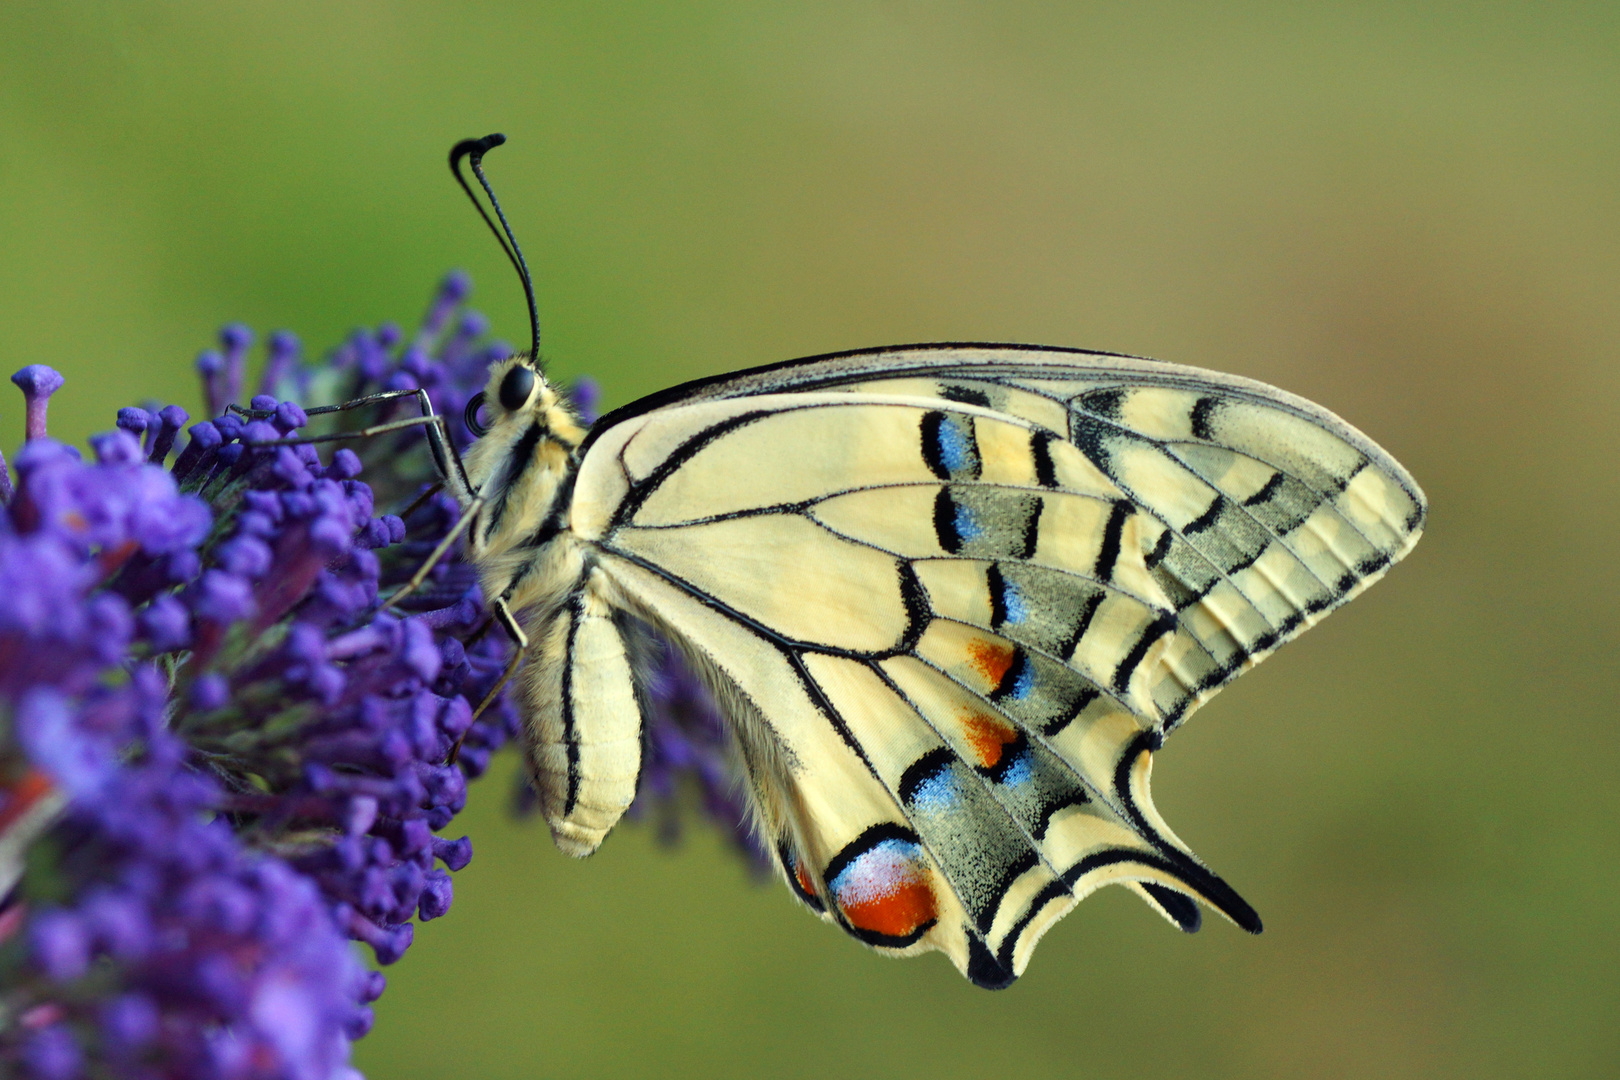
[1001, 579, 1030, 625]
[999, 746, 1034, 786]
[1007, 655, 1037, 701]
[921, 411, 982, 481]
[908, 765, 962, 814]
[953, 502, 984, 542]
[937, 420, 973, 474]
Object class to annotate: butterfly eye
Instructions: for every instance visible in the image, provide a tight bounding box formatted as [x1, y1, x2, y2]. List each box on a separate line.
[499, 364, 536, 412]
[463, 391, 490, 437]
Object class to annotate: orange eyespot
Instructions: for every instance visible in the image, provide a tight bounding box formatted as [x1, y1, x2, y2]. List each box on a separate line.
[960, 709, 1019, 769]
[836, 858, 936, 939]
[828, 832, 938, 945]
[965, 638, 1016, 685]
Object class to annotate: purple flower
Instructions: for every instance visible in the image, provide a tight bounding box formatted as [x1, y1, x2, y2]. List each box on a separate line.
[15, 689, 115, 799]
[0, 273, 745, 1080]
[101, 993, 159, 1057]
[27, 910, 90, 982]
[12, 365, 65, 442]
[21, 1024, 80, 1080]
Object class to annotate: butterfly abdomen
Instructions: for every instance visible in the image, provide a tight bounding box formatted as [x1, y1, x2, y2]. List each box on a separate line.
[519, 572, 646, 857]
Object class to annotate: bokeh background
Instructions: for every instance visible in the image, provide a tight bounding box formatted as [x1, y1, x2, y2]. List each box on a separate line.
[2, 4, 1616, 1078]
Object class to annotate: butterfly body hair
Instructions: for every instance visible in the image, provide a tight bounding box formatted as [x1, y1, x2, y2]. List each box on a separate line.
[459, 359, 580, 544]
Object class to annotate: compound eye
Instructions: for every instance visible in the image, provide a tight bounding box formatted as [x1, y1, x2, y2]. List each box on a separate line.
[498, 364, 536, 412]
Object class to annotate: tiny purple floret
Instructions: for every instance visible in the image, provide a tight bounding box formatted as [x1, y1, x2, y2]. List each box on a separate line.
[12, 365, 65, 442]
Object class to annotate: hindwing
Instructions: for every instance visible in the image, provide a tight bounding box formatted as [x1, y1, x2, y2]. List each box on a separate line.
[565, 344, 1424, 987]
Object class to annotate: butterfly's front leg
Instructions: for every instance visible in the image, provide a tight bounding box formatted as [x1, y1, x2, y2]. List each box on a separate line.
[463, 599, 524, 725]
[237, 387, 484, 610]
[382, 490, 490, 613]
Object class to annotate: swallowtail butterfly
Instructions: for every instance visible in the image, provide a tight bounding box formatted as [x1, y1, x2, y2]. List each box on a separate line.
[272, 135, 1426, 988]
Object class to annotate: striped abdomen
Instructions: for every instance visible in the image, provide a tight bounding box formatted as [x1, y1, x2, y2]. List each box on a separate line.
[518, 572, 646, 856]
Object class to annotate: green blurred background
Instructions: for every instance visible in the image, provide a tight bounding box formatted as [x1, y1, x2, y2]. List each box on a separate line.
[2, 3, 1616, 1077]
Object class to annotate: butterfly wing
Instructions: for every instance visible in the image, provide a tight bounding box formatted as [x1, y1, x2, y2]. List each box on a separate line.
[567, 344, 1424, 987]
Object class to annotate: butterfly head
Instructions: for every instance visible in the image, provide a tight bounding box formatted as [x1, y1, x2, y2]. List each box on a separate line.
[466, 355, 586, 448]
[457, 353, 585, 571]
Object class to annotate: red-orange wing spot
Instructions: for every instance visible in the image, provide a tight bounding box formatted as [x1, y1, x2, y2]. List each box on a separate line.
[966, 638, 1016, 686]
[841, 870, 936, 939]
[795, 859, 817, 898]
[960, 708, 1020, 769]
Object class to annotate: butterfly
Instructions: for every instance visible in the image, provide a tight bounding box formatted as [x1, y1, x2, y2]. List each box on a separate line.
[281, 135, 1427, 989]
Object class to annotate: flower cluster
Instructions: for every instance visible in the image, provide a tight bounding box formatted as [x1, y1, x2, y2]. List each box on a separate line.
[0, 274, 754, 1079]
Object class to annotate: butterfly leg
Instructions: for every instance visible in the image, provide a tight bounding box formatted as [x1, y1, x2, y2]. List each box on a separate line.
[235, 387, 475, 503]
[240, 389, 488, 605]
[380, 491, 486, 611]
[239, 391, 525, 762]
[397, 480, 446, 520]
[244, 414, 449, 463]
[449, 597, 527, 764]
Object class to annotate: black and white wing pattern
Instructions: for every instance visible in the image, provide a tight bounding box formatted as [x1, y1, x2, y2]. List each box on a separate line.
[566, 344, 1425, 989]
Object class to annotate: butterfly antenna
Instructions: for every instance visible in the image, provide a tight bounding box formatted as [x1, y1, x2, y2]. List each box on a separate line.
[449, 134, 541, 367]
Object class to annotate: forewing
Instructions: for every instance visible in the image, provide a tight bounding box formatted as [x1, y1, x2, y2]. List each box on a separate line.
[572, 345, 1424, 986]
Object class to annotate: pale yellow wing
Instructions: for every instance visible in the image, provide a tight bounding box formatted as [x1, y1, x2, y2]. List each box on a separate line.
[566, 344, 1424, 987]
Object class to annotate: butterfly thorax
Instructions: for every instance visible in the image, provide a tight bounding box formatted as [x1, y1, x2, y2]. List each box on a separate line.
[459, 357, 590, 618]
